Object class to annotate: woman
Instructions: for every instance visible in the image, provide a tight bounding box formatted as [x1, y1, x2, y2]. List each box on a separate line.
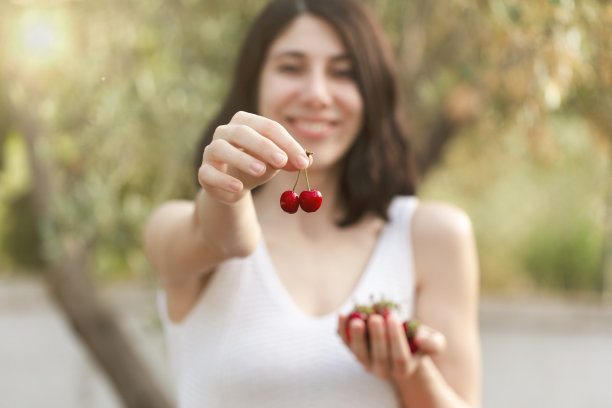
[144, 0, 481, 407]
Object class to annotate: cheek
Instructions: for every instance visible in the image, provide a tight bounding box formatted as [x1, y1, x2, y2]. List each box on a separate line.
[335, 82, 362, 114]
[342, 88, 364, 128]
[340, 90, 364, 150]
[258, 74, 296, 116]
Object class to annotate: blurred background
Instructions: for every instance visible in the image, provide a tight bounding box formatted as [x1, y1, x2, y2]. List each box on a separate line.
[0, 0, 611, 407]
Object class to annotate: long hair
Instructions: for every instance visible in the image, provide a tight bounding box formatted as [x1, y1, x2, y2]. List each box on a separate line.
[195, 0, 418, 226]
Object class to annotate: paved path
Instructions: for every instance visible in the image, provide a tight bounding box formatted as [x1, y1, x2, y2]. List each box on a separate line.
[479, 297, 612, 407]
[1, 278, 611, 407]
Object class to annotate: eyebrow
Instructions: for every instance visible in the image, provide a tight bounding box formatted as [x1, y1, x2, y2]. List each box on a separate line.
[270, 50, 352, 62]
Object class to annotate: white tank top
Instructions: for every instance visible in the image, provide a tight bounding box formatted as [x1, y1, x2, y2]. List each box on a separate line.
[158, 196, 419, 408]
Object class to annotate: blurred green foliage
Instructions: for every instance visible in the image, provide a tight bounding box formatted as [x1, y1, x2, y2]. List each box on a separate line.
[0, 0, 610, 295]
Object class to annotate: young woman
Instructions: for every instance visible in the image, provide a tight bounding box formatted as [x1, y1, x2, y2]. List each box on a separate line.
[144, 0, 481, 407]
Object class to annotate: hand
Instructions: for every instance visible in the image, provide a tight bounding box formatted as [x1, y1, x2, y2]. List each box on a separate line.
[198, 111, 311, 204]
[337, 313, 446, 381]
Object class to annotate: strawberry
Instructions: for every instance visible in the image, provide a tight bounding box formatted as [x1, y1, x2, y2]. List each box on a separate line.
[403, 319, 420, 354]
[345, 296, 400, 344]
[371, 299, 399, 318]
[345, 297, 421, 355]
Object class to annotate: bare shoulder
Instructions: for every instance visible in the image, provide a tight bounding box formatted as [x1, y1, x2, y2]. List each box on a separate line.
[143, 200, 195, 264]
[145, 199, 195, 229]
[411, 200, 474, 241]
[410, 200, 478, 285]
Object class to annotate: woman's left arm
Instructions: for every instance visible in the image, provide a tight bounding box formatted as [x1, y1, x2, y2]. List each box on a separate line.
[399, 201, 481, 408]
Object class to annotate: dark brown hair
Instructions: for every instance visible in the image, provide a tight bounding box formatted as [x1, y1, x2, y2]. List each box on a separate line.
[195, 0, 418, 226]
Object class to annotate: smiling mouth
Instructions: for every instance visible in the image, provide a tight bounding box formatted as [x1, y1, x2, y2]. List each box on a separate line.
[290, 118, 337, 138]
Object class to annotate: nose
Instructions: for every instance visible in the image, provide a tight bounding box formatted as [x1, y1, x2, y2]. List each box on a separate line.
[300, 68, 332, 108]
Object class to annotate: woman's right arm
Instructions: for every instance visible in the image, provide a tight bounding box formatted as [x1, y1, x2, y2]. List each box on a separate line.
[143, 111, 310, 321]
[143, 190, 260, 321]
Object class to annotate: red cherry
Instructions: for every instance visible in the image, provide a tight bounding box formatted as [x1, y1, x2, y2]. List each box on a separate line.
[299, 189, 322, 212]
[280, 190, 300, 214]
[279, 151, 322, 214]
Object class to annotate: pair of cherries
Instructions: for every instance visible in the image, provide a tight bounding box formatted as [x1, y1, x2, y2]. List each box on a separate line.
[280, 151, 322, 213]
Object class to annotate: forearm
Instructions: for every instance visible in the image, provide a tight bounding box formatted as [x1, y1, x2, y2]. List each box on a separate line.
[395, 357, 475, 408]
[193, 188, 261, 259]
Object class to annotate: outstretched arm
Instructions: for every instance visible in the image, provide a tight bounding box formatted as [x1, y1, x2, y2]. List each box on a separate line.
[143, 111, 311, 321]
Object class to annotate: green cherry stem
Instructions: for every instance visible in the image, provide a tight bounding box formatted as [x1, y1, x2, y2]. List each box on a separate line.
[304, 150, 314, 191]
[304, 167, 311, 191]
[292, 170, 301, 192]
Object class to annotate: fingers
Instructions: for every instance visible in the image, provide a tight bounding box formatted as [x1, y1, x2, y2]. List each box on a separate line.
[205, 139, 268, 177]
[368, 314, 390, 379]
[215, 123, 289, 170]
[387, 315, 412, 379]
[199, 112, 312, 199]
[227, 111, 310, 171]
[198, 162, 242, 194]
[339, 313, 406, 379]
[339, 313, 447, 381]
[347, 317, 372, 372]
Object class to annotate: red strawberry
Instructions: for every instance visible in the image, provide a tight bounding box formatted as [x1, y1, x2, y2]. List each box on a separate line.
[403, 319, 420, 354]
[344, 297, 402, 347]
[372, 299, 399, 318]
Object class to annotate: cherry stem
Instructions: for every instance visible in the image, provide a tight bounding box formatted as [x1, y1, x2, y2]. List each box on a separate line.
[292, 170, 301, 191]
[304, 167, 311, 191]
[303, 150, 314, 191]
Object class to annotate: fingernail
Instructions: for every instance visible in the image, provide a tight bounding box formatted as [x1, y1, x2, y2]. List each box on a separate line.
[249, 161, 266, 175]
[272, 152, 287, 167]
[296, 155, 309, 168]
[229, 180, 242, 192]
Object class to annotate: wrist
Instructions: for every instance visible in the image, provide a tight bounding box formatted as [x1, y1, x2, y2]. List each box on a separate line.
[393, 356, 468, 408]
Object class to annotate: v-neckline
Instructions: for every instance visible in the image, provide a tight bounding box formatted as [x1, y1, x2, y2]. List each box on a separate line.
[255, 219, 393, 321]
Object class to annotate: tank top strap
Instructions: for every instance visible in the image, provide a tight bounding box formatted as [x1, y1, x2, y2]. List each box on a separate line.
[345, 196, 419, 319]
[387, 195, 419, 230]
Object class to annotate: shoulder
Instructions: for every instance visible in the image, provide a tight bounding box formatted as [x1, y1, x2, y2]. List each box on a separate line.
[411, 200, 474, 241]
[143, 199, 202, 279]
[143, 201, 194, 254]
[410, 200, 478, 285]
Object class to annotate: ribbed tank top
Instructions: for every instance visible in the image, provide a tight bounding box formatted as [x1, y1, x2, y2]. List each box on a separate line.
[158, 196, 419, 408]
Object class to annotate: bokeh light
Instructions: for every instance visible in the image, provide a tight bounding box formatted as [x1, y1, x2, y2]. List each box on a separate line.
[6, 8, 72, 73]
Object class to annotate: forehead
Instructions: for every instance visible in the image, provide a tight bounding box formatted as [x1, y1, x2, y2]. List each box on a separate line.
[267, 14, 348, 58]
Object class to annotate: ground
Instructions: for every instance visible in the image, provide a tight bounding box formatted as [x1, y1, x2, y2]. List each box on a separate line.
[1, 277, 611, 407]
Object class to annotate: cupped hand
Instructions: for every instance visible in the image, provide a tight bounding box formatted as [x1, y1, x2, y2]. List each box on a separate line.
[337, 313, 446, 381]
[198, 111, 311, 204]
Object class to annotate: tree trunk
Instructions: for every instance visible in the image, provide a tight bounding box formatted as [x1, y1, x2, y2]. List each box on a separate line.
[602, 157, 612, 304]
[46, 239, 174, 408]
[17, 108, 174, 408]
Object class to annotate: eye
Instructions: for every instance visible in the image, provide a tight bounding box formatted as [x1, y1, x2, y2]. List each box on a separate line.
[330, 60, 356, 79]
[332, 68, 355, 78]
[277, 63, 302, 74]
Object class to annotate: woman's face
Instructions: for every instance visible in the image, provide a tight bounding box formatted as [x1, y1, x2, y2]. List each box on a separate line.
[257, 14, 364, 170]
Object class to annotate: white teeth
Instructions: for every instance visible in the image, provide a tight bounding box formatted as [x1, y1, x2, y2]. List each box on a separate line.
[296, 121, 329, 133]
